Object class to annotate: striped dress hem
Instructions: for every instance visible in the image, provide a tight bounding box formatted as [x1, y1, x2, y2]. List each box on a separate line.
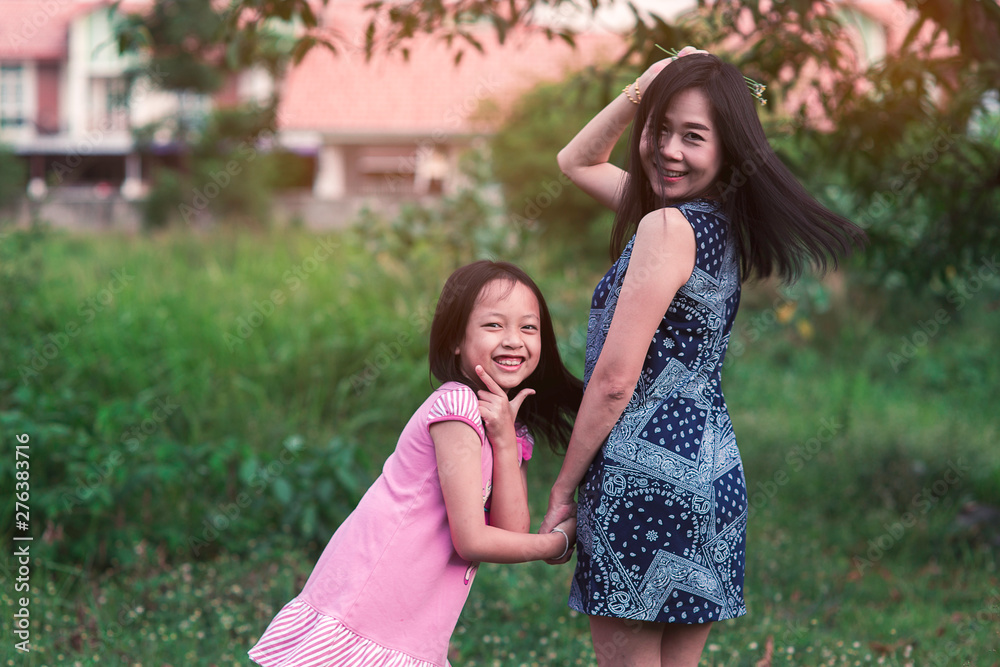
[248, 598, 444, 667]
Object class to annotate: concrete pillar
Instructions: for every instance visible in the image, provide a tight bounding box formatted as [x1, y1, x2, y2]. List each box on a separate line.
[121, 152, 144, 200]
[27, 155, 47, 200]
[314, 144, 346, 200]
[66, 14, 89, 137]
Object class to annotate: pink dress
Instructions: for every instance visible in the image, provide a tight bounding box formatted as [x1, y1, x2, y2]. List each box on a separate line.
[248, 382, 533, 667]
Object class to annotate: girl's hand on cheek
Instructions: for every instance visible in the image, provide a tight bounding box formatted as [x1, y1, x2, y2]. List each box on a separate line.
[475, 365, 534, 448]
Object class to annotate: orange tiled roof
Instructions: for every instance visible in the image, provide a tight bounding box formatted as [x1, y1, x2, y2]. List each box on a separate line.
[277, 3, 626, 137]
[0, 0, 150, 60]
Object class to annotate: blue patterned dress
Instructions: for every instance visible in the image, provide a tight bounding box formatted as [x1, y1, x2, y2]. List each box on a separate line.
[569, 200, 747, 624]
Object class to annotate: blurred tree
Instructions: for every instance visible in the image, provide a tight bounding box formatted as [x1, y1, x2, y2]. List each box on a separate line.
[115, 0, 313, 227]
[0, 145, 28, 216]
[119, 0, 1000, 288]
[482, 70, 626, 262]
[358, 0, 1000, 290]
[667, 0, 1000, 289]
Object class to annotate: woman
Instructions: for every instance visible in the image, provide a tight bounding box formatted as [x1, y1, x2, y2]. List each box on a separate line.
[539, 47, 865, 666]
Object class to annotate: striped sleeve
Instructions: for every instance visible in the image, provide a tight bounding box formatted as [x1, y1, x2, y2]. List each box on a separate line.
[427, 384, 484, 442]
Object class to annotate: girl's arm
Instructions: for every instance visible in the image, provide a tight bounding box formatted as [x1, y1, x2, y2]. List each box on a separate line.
[474, 365, 532, 533]
[540, 208, 696, 534]
[431, 418, 572, 564]
[555, 47, 705, 212]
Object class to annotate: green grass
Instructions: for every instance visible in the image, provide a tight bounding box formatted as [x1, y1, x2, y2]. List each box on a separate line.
[1, 223, 998, 666]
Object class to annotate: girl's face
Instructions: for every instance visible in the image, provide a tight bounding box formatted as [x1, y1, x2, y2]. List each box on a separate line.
[640, 87, 723, 203]
[455, 279, 541, 391]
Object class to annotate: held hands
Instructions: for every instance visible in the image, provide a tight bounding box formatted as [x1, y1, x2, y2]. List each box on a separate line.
[475, 365, 534, 449]
[546, 516, 577, 565]
[539, 489, 577, 565]
[636, 45, 710, 95]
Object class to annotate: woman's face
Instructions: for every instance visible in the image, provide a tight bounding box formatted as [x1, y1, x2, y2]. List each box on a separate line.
[640, 87, 723, 203]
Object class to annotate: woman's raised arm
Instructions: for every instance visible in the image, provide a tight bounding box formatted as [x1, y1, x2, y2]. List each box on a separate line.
[556, 48, 703, 211]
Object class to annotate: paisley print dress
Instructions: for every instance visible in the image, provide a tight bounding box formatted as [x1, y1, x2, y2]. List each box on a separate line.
[569, 200, 748, 624]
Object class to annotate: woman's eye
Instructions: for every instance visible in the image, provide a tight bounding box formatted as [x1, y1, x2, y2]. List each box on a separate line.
[686, 132, 705, 141]
[522, 325, 538, 332]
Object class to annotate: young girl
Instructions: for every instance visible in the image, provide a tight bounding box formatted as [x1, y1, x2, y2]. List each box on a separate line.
[249, 260, 583, 667]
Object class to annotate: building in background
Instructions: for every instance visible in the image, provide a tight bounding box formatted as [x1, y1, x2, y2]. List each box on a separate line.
[0, 0, 922, 229]
[0, 0, 268, 226]
[272, 1, 626, 226]
[2, 1, 172, 201]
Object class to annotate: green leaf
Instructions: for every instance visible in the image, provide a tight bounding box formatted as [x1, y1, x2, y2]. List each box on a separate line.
[299, 2, 318, 28]
[291, 36, 317, 65]
[301, 504, 317, 536]
[238, 457, 259, 484]
[272, 477, 293, 505]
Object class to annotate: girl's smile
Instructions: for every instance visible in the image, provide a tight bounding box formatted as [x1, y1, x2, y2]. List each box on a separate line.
[455, 279, 541, 390]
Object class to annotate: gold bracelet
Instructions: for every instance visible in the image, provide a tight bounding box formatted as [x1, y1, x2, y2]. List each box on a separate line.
[622, 83, 642, 104]
[622, 83, 638, 105]
[634, 78, 641, 102]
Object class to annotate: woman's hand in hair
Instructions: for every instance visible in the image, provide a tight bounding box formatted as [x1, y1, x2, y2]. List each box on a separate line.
[637, 45, 710, 92]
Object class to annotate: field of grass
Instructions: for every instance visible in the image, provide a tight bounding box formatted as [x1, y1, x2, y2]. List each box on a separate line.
[0, 220, 998, 666]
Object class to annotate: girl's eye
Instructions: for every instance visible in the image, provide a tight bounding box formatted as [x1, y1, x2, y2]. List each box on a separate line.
[686, 132, 705, 142]
[522, 325, 538, 332]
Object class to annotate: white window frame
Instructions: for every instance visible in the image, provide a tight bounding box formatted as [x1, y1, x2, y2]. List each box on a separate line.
[0, 64, 26, 128]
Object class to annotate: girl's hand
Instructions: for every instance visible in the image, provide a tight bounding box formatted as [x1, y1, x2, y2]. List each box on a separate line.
[475, 365, 534, 449]
[546, 516, 577, 565]
[636, 45, 710, 92]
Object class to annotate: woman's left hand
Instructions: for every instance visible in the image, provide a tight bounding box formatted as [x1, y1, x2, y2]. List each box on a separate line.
[539, 493, 576, 537]
[475, 365, 534, 448]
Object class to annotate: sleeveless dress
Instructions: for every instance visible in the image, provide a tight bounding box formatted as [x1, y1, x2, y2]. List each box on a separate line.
[249, 381, 533, 667]
[568, 200, 747, 624]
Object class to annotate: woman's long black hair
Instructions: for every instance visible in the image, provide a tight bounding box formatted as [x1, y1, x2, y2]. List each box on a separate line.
[428, 261, 583, 451]
[612, 53, 867, 282]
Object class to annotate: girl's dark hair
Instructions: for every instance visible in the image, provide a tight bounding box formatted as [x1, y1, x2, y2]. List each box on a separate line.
[612, 53, 866, 282]
[429, 260, 583, 451]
